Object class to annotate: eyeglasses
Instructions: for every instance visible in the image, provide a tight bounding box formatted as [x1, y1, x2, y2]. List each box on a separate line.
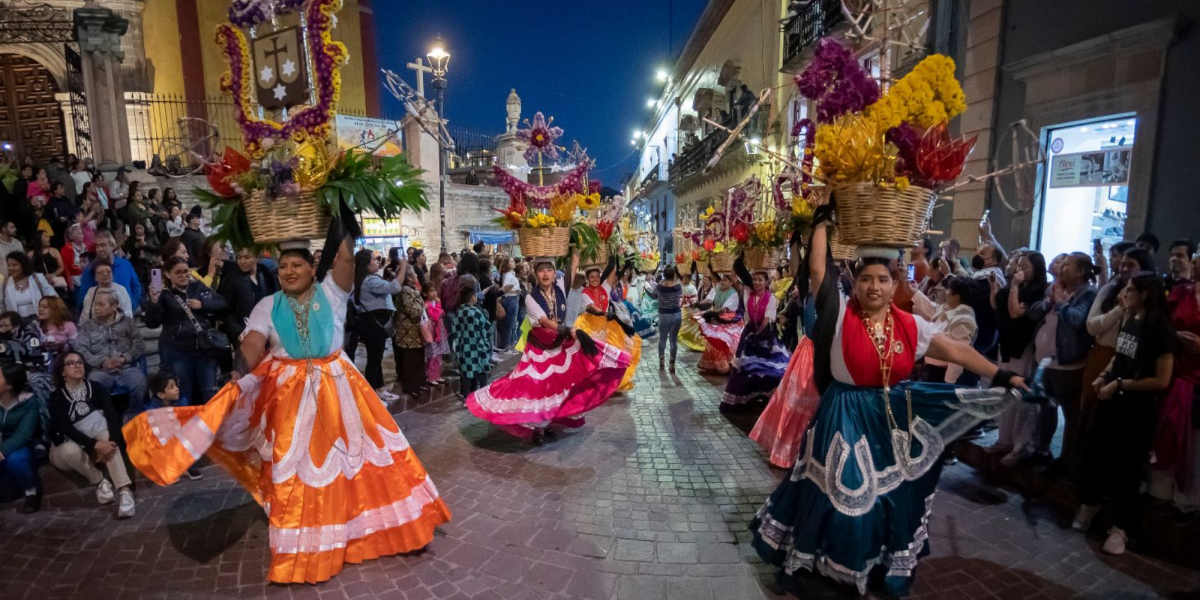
[64, 360, 84, 367]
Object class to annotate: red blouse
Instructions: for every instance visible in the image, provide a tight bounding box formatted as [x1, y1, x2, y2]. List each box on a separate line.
[584, 285, 609, 312]
[840, 302, 919, 388]
[1169, 284, 1200, 384]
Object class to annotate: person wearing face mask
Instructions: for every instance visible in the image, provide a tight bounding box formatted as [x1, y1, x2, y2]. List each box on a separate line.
[694, 269, 743, 374]
[719, 253, 790, 413]
[77, 231, 142, 312]
[465, 255, 630, 444]
[124, 235, 451, 584]
[751, 212, 1032, 598]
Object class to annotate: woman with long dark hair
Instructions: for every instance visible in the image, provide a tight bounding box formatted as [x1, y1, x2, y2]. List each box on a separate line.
[751, 213, 1030, 597]
[1073, 273, 1175, 555]
[352, 248, 401, 401]
[988, 251, 1049, 463]
[124, 237, 450, 583]
[144, 256, 226, 404]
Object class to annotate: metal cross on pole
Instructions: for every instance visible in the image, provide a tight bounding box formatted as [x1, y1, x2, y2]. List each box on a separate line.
[406, 57, 433, 98]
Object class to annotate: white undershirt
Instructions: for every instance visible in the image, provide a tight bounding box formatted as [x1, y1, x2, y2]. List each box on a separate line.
[830, 294, 936, 385]
[246, 278, 351, 359]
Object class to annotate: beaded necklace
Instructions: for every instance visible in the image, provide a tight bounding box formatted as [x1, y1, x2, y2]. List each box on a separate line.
[861, 307, 914, 440]
[286, 286, 317, 365]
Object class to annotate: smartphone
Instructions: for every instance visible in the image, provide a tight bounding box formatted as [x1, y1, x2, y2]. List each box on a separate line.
[907, 264, 916, 281]
[980, 209, 990, 225]
[1093, 238, 1104, 255]
[150, 268, 162, 292]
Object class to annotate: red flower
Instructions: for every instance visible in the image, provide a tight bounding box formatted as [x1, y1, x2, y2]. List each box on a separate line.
[691, 249, 701, 261]
[732, 223, 751, 244]
[596, 220, 614, 241]
[913, 122, 978, 184]
[703, 239, 716, 252]
[205, 147, 251, 197]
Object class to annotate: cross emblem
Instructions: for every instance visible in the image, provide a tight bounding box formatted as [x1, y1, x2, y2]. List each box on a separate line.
[406, 57, 433, 98]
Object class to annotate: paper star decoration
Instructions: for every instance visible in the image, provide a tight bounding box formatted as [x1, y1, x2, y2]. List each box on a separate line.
[273, 84, 287, 100]
[281, 59, 297, 78]
[259, 64, 274, 84]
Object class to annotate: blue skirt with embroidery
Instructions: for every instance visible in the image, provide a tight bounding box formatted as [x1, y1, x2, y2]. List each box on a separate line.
[750, 380, 1017, 597]
[623, 300, 657, 339]
[721, 323, 789, 405]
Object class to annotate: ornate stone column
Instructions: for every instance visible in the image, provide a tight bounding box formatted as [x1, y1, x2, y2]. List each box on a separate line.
[74, 5, 133, 172]
[495, 89, 528, 177]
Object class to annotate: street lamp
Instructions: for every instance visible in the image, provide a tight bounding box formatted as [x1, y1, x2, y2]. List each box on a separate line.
[427, 36, 451, 252]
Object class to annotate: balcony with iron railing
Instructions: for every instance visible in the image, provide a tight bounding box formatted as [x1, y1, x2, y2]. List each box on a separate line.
[780, 0, 846, 73]
[669, 128, 729, 189]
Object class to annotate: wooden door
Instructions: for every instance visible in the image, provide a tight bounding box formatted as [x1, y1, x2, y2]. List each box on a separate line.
[0, 53, 67, 164]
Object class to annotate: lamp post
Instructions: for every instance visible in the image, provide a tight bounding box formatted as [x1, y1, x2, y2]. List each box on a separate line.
[427, 36, 451, 252]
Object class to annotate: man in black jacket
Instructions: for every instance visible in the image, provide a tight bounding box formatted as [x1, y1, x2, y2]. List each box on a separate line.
[180, 211, 206, 268]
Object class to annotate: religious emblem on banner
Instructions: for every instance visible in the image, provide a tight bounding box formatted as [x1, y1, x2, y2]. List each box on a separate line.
[253, 26, 308, 110]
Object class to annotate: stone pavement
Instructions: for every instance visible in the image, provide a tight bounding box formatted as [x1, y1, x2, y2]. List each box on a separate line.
[3, 344, 1200, 600]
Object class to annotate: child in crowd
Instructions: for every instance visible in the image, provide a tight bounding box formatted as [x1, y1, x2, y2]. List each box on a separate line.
[451, 284, 492, 400]
[424, 287, 448, 386]
[146, 370, 202, 480]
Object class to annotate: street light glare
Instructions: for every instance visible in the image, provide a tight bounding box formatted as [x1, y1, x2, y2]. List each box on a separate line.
[655, 68, 668, 82]
[646, 98, 656, 108]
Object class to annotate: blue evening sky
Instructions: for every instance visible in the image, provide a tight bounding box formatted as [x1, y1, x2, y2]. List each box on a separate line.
[374, 0, 707, 185]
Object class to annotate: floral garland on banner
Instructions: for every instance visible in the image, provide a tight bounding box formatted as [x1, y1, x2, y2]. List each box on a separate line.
[227, 0, 306, 27]
[492, 161, 590, 209]
[216, 0, 347, 157]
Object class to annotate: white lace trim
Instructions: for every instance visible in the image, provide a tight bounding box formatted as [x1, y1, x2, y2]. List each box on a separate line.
[508, 342, 581, 381]
[268, 476, 441, 554]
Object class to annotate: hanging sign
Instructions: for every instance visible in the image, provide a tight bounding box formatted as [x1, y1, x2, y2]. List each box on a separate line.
[1049, 148, 1133, 188]
[335, 114, 403, 156]
[253, 26, 309, 110]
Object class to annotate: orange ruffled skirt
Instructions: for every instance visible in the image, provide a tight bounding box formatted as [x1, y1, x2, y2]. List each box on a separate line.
[575, 312, 642, 392]
[749, 337, 821, 468]
[122, 353, 451, 584]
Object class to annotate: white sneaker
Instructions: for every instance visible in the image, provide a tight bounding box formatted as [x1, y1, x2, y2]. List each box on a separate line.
[1072, 504, 1100, 532]
[117, 488, 135, 519]
[1102, 527, 1127, 555]
[96, 480, 114, 505]
[490, 354, 503, 364]
[376, 388, 399, 401]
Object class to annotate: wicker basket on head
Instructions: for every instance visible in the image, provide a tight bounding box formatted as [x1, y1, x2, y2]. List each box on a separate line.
[708, 251, 734, 274]
[675, 259, 693, 277]
[829, 227, 857, 261]
[637, 257, 660, 272]
[833, 182, 937, 248]
[743, 247, 784, 272]
[580, 244, 610, 269]
[519, 227, 571, 257]
[245, 189, 331, 245]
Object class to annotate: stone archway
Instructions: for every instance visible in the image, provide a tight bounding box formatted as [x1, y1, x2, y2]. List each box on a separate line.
[0, 52, 67, 164]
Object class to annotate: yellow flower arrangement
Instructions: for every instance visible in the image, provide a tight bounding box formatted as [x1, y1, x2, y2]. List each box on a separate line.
[576, 192, 601, 211]
[526, 213, 558, 228]
[867, 54, 966, 131]
[754, 221, 776, 244]
[714, 241, 727, 253]
[792, 195, 815, 221]
[549, 194, 575, 224]
[895, 176, 911, 191]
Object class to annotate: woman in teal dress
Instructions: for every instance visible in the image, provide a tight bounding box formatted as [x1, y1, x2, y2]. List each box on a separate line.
[751, 212, 1032, 598]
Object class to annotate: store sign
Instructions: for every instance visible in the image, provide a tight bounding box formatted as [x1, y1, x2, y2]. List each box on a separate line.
[361, 216, 402, 237]
[1049, 148, 1133, 188]
[335, 114, 403, 157]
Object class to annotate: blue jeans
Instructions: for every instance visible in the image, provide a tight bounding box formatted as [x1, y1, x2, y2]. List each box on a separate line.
[658, 312, 682, 363]
[0, 446, 38, 496]
[161, 344, 220, 405]
[498, 295, 519, 350]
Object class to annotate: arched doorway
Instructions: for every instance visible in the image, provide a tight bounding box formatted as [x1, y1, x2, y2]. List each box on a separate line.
[0, 53, 67, 164]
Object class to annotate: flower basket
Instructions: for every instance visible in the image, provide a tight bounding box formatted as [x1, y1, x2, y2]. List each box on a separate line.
[638, 257, 660, 272]
[743, 247, 784, 272]
[245, 189, 331, 244]
[829, 227, 857, 261]
[708, 252, 734, 275]
[519, 226, 571, 257]
[675, 259, 693, 277]
[581, 244, 609, 269]
[832, 182, 937, 248]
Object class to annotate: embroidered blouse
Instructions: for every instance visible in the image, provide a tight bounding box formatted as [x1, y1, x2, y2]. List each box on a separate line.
[246, 277, 350, 360]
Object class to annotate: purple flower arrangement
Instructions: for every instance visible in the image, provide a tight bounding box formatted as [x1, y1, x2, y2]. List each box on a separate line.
[795, 39, 880, 123]
[228, 0, 307, 28]
[493, 161, 590, 209]
[515, 112, 565, 163]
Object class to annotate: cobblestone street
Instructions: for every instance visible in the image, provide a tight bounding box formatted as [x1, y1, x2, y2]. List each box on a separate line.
[3, 349, 1200, 600]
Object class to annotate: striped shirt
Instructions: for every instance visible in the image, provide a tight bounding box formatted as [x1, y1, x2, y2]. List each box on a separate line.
[654, 283, 683, 315]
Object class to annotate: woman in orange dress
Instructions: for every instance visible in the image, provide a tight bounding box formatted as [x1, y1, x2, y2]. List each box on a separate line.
[123, 236, 451, 584]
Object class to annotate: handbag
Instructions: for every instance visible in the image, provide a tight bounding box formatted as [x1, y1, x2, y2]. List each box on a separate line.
[495, 299, 507, 321]
[174, 290, 231, 352]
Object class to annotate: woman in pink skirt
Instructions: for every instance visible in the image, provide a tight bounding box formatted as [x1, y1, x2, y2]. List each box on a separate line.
[750, 291, 820, 468]
[465, 257, 631, 444]
[695, 273, 742, 374]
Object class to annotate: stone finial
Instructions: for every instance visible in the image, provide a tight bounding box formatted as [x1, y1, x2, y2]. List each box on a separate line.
[74, 6, 130, 61]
